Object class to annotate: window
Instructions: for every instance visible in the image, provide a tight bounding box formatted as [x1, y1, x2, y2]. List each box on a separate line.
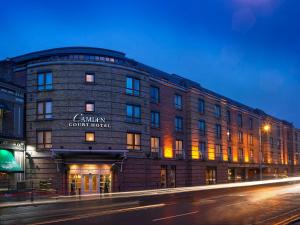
[199, 142, 206, 159]
[85, 73, 95, 83]
[174, 94, 182, 109]
[151, 111, 160, 128]
[214, 104, 221, 118]
[37, 131, 52, 149]
[151, 137, 160, 152]
[126, 104, 141, 123]
[270, 137, 274, 148]
[277, 139, 281, 149]
[215, 144, 222, 160]
[215, 124, 222, 139]
[237, 113, 243, 127]
[249, 134, 253, 145]
[150, 86, 159, 103]
[238, 148, 244, 161]
[37, 101, 52, 119]
[228, 147, 232, 161]
[250, 149, 254, 160]
[175, 140, 184, 158]
[175, 116, 183, 131]
[198, 99, 205, 114]
[127, 133, 141, 150]
[249, 118, 253, 130]
[38, 72, 53, 91]
[85, 132, 95, 142]
[227, 129, 231, 141]
[85, 102, 95, 112]
[126, 77, 140, 96]
[226, 110, 231, 124]
[238, 131, 243, 143]
[199, 120, 206, 136]
[277, 126, 281, 137]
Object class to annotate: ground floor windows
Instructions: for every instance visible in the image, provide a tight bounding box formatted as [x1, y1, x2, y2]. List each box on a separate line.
[127, 133, 141, 150]
[206, 167, 217, 185]
[68, 164, 112, 195]
[160, 165, 176, 188]
[37, 130, 52, 149]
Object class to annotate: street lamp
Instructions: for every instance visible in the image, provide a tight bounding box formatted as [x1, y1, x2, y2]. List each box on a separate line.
[259, 122, 271, 180]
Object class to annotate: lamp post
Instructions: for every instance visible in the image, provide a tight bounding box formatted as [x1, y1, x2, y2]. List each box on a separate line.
[259, 122, 271, 180]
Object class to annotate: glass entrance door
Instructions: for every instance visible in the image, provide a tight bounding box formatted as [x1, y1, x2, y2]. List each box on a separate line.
[82, 174, 99, 194]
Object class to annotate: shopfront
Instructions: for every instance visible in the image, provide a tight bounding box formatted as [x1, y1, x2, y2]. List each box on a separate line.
[68, 164, 112, 195]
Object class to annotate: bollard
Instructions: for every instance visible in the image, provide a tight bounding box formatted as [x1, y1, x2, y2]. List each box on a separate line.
[78, 188, 81, 200]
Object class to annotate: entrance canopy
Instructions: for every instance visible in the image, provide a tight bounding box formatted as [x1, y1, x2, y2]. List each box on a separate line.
[0, 149, 23, 173]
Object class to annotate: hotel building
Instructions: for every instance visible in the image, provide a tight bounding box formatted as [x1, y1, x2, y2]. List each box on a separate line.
[0, 47, 299, 194]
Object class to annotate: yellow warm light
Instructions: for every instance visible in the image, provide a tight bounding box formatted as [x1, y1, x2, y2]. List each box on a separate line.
[164, 147, 173, 158]
[263, 124, 271, 132]
[208, 147, 215, 160]
[191, 146, 199, 159]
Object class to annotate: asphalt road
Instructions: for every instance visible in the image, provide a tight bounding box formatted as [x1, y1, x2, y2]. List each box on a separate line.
[1, 182, 300, 225]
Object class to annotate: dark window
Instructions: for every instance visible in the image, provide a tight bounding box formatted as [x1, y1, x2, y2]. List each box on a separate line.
[85, 102, 95, 112]
[175, 140, 184, 157]
[38, 72, 53, 91]
[237, 113, 243, 127]
[175, 116, 183, 131]
[200, 142, 206, 159]
[198, 99, 205, 114]
[249, 134, 253, 145]
[226, 110, 231, 123]
[239, 148, 244, 162]
[85, 73, 95, 83]
[270, 137, 274, 148]
[126, 104, 141, 123]
[215, 124, 222, 139]
[126, 77, 140, 96]
[228, 147, 232, 161]
[214, 104, 221, 118]
[227, 129, 231, 141]
[250, 149, 254, 160]
[199, 120, 206, 136]
[151, 111, 160, 128]
[37, 101, 52, 119]
[249, 118, 253, 130]
[127, 133, 141, 150]
[206, 167, 217, 185]
[37, 131, 52, 149]
[215, 144, 222, 160]
[150, 86, 160, 103]
[85, 132, 95, 142]
[174, 94, 182, 109]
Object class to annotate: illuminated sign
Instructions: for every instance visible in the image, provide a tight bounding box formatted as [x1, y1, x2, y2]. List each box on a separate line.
[68, 113, 110, 128]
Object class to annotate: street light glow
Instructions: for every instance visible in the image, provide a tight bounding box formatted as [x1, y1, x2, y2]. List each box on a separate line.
[263, 124, 271, 132]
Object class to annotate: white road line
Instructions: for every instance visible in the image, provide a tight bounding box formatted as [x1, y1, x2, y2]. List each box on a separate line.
[152, 211, 199, 222]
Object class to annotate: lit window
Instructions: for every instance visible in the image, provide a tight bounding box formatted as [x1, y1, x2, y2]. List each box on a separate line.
[175, 140, 184, 158]
[227, 129, 232, 141]
[85, 132, 95, 142]
[126, 77, 140, 96]
[151, 137, 160, 152]
[150, 86, 160, 103]
[215, 144, 222, 160]
[37, 101, 52, 119]
[85, 73, 95, 83]
[126, 104, 141, 123]
[238, 131, 243, 143]
[38, 72, 53, 91]
[174, 94, 182, 109]
[199, 142, 206, 159]
[37, 131, 52, 149]
[85, 102, 95, 112]
[239, 148, 244, 162]
[127, 133, 141, 150]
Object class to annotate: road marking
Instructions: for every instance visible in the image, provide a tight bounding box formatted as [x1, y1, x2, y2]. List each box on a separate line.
[152, 211, 199, 222]
[28, 203, 166, 225]
[256, 207, 300, 224]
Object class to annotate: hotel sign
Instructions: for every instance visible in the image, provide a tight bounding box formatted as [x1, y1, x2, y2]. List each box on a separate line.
[68, 113, 110, 128]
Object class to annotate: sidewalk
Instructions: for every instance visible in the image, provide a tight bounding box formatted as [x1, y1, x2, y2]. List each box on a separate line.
[1, 177, 300, 209]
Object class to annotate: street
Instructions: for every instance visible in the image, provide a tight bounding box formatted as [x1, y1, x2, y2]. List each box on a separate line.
[1, 182, 300, 225]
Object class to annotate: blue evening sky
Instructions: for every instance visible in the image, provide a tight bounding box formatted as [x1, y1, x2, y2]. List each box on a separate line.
[0, 0, 299, 127]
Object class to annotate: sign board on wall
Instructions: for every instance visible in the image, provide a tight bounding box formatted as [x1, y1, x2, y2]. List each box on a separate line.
[68, 113, 110, 128]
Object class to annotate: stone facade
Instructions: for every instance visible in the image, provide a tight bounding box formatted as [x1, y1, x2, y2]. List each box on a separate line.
[1, 47, 299, 194]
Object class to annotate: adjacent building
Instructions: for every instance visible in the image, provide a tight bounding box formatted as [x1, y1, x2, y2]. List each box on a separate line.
[0, 47, 299, 194]
[0, 75, 25, 190]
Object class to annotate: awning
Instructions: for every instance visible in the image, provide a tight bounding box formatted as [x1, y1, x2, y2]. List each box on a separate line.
[0, 149, 23, 173]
